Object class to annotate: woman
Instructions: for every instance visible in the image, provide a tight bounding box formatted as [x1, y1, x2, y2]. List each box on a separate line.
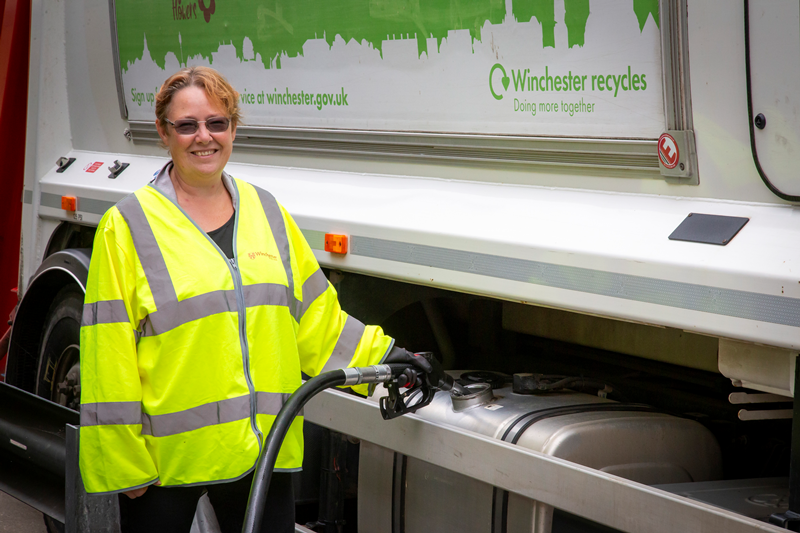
[79, 66, 428, 532]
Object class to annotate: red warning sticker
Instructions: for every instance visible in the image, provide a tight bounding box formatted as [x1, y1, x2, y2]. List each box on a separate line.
[658, 133, 679, 169]
[84, 161, 103, 173]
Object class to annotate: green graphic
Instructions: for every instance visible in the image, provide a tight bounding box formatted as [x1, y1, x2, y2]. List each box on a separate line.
[116, 0, 505, 69]
[512, 0, 556, 47]
[564, 0, 590, 48]
[489, 63, 509, 100]
[511, 0, 590, 48]
[115, 0, 661, 71]
[633, 0, 659, 32]
[513, 0, 657, 49]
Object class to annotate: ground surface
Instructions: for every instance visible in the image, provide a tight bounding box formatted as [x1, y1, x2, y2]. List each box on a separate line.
[0, 491, 47, 532]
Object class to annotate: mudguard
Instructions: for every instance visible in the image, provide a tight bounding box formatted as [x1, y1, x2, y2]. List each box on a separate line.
[5, 249, 90, 390]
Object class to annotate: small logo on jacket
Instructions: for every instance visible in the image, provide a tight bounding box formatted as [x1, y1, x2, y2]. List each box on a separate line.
[248, 251, 278, 261]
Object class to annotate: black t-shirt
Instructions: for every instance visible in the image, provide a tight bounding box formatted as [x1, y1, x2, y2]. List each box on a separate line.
[207, 212, 235, 259]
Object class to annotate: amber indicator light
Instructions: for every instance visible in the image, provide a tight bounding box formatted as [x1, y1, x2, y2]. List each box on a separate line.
[61, 196, 77, 211]
[324, 234, 348, 254]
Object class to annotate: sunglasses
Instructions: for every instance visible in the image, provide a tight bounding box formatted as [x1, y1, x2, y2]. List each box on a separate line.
[165, 116, 231, 135]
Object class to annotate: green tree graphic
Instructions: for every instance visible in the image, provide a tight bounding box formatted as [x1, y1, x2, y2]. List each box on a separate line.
[564, 0, 590, 48]
[116, 0, 505, 69]
[115, 0, 660, 71]
[513, 0, 556, 47]
[632, 0, 659, 32]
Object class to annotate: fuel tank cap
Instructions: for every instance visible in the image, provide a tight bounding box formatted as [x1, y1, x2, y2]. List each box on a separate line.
[450, 383, 493, 412]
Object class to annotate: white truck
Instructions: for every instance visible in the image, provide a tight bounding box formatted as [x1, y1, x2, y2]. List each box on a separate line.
[3, 0, 800, 532]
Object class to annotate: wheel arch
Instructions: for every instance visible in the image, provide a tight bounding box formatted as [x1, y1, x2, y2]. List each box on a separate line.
[6, 249, 90, 390]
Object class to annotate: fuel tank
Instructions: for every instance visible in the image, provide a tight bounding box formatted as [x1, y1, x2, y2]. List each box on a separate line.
[358, 372, 722, 533]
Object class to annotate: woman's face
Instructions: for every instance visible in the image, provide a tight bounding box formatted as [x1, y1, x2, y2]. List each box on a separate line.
[156, 85, 236, 183]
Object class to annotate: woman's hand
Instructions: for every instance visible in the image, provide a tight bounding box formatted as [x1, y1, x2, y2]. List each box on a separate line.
[383, 348, 433, 388]
[123, 480, 161, 499]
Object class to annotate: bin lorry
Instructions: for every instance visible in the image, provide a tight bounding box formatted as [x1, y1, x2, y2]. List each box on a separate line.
[3, 0, 800, 532]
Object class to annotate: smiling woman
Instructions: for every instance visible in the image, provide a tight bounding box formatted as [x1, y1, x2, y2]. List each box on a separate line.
[154, 68, 240, 232]
[78, 66, 431, 533]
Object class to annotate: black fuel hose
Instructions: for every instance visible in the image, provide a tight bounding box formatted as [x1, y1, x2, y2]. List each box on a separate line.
[242, 364, 407, 533]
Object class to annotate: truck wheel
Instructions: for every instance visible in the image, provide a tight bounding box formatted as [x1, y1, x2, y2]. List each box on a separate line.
[37, 287, 81, 533]
[35, 286, 82, 411]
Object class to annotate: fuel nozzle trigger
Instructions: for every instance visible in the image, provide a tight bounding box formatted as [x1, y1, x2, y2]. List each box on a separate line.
[379, 352, 459, 420]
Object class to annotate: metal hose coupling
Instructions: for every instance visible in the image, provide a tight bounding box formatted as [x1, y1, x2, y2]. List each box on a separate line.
[342, 364, 394, 386]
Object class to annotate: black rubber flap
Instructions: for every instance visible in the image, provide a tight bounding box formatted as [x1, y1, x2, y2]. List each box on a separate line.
[669, 213, 749, 246]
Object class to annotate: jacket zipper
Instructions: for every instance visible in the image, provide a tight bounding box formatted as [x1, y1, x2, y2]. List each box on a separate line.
[149, 182, 263, 451]
[227, 253, 263, 445]
[226, 183, 263, 447]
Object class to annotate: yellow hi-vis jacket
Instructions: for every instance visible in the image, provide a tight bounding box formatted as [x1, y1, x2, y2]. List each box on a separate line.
[79, 164, 394, 494]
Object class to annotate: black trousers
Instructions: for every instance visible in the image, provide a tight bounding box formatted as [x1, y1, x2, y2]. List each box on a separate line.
[118, 472, 294, 533]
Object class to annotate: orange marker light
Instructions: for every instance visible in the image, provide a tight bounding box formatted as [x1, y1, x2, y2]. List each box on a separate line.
[324, 234, 348, 254]
[61, 196, 77, 211]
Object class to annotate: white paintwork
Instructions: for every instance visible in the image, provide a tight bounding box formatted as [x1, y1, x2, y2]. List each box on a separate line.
[20, 0, 800, 385]
[748, 0, 800, 197]
[21, 0, 71, 291]
[719, 339, 798, 397]
[20, 0, 780, 204]
[37, 150, 800, 352]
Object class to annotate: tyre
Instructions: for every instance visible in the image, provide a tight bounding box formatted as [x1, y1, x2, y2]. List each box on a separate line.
[35, 285, 82, 410]
[35, 286, 82, 533]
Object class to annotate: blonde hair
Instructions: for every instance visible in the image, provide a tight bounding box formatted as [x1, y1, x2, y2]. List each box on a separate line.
[155, 66, 242, 132]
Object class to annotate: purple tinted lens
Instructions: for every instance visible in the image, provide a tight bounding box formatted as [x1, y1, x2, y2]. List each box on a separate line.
[173, 120, 199, 134]
[171, 117, 229, 134]
[206, 118, 230, 132]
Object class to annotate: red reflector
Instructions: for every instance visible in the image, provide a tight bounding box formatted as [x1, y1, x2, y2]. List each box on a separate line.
[324, 234, 348, 254]
[61, 196, 77, 211]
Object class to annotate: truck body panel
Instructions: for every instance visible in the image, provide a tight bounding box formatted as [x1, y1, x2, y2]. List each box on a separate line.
[7, 1, 800, 531]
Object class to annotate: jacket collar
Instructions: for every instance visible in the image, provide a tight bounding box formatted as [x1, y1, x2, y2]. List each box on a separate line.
[150, 161, 238, 210]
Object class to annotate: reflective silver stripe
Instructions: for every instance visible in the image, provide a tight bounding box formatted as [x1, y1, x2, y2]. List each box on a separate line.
[321, 315, 366, 373]
[140, 284, 291, 336]
[149, 163, 179, 205]
[351, 235, 800, 329]
[81, 299, 129, 327]
[115, 194, 178, 311]
[256, 391, 292, 416]
[39, 192, 116, 215]
[243, 283, 290, 309]
[141, 395, 250, 438]
[254, 186, 297, 317]
[139, 392, 291, 437]
[301, 229, 325, 251]
[80, 401, 142, 426]
[297, 269, 330, 321]
[141, 289, 237, 337]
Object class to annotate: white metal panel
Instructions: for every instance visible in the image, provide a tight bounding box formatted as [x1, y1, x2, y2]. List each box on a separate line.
[719, 339, 797, 397]
[747, 0, 800, 198]
[36, 150, 800, 351]
[65, 0, 131, 154]
[62, 0, 163, 157]
[21, 0, 75, 291]
[53, 0, 787, 204]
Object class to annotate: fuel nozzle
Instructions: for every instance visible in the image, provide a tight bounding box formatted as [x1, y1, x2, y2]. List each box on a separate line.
[380, 352, 461, 420]
[415, 351, 466, 395]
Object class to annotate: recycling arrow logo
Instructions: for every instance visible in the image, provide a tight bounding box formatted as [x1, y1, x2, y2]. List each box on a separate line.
[489, 63, 509, 101]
